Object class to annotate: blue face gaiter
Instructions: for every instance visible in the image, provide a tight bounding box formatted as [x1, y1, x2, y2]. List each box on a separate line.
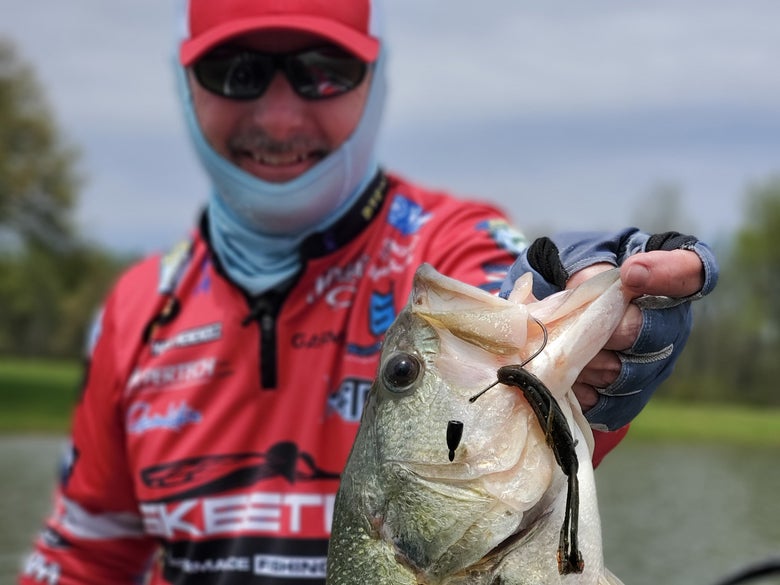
[175, 49, 387, 295]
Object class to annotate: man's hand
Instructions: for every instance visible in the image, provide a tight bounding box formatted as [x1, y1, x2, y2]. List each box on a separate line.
[568, 250, 705, 411]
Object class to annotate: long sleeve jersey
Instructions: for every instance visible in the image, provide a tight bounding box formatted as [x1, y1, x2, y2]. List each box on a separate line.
[20, 172, 626, 585]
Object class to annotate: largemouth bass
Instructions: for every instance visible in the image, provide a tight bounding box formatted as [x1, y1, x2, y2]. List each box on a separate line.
[327, 264, 629, 584]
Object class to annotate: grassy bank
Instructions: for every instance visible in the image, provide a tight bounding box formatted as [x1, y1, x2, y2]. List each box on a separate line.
[0, 359, 81, 433]
[2, 359, 779, 445]
[625, 399, 780, 447]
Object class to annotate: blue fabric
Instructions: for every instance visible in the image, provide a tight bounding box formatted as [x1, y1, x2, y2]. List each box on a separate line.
[500, 227, 719, 431]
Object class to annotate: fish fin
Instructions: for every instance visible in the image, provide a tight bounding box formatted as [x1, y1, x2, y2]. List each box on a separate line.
[599, 567, 626, 585]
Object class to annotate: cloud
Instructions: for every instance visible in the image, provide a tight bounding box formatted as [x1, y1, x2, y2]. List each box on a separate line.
[1, 0, 779, 253]
[384, 0, 780, 123]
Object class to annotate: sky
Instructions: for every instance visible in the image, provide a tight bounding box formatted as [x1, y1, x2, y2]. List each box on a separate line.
[1, 0, 779, 255]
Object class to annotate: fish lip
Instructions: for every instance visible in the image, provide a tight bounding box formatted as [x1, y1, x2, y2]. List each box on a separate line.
[382, 460, 494, 492]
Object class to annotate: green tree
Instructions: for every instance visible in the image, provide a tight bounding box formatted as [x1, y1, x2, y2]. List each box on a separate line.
[667, 177, 780, 406]
[0, 38, 128, 358]
[0, 39, 80, 250]
[725, 178, 780, 404]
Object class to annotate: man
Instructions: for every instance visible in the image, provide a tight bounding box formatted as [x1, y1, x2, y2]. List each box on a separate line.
[20, 1, 717, 584]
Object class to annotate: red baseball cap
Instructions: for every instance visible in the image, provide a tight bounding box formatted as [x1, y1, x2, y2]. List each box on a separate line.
[180, 0, 381, 66]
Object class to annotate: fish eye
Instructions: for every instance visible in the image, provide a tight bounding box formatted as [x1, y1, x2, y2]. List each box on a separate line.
[382, 352, 422, 392]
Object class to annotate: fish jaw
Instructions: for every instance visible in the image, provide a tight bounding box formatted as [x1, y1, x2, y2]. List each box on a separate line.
[524, 268, 631, 399]
[411, 263, 631, 401]
[522, 268, 631, 456]
[409, 263, 532, 356]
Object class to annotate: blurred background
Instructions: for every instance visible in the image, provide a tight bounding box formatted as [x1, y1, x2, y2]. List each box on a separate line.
[1, 1, 779, 584]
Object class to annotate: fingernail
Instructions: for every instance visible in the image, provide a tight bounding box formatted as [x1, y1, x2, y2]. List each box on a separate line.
[624, 264, 650, 288]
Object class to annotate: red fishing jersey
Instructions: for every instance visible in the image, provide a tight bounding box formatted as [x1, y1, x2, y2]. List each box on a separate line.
[20, 173, 626, 585]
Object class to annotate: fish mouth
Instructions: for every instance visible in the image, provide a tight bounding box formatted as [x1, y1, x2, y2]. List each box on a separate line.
[383, 460, 470, 483]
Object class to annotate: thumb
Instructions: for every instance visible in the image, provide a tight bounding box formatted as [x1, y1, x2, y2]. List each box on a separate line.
[621, 250, 704, 298]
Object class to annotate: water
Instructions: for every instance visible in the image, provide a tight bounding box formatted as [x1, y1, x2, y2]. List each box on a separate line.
[1, 435, 778, 584]
[0, 435, 64, 580]
[597, 441, 780, 585]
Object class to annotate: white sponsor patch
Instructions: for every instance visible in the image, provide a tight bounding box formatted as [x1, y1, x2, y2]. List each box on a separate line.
[151, 323, 222, 355]
[22, 553, 61, 585]
[253, 554, 327, 579]
[127, 401, 203, 434]
[141, 492, 336, 538]
[126, 357, 217, 392]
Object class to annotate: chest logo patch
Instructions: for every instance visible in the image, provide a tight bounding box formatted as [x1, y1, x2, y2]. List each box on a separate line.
[127, 401, 203, 434]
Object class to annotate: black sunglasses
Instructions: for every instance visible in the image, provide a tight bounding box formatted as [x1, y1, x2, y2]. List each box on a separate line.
[192, 45, 368, 101]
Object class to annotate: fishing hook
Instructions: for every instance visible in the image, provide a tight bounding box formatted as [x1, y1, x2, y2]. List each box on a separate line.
[469, 316, 548, 403]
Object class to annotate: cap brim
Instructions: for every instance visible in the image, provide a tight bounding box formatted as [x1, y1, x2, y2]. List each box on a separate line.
[180, 15, 380, 65]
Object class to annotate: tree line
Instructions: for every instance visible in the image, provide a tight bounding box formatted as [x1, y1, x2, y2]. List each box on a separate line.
[668, 179, 780, 406]
[1, 38, 778, 406]
[0, 40, 129, 357]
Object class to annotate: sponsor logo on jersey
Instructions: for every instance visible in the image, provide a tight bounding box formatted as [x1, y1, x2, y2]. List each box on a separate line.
[367, 237, 416, 280]
[290, 330, 345, 349]
[141, 492, 336, 538]
[306, 254, 370, 306]
[126, 357, 224, 392]
[327, 378, 372, 422]
[150, 323, 223, 355]
[139, 443, 340, 543]
[167, 553, 251, 575]
[369, 289, 396, 337]
[306, 237, 416, 311]
[477, 218, 527, 257]
[22, 552, 61, 585]
[388, 195, 431, 235]
[159, 239, 193, 294]
[127, 401, 203, 435]
[253, 553, 327, 579]
[141, 442, 339, 498]
[344, 288, 396, 357]
[140, 446, 339, 582]
[195, 257, 212, 294]
[478, 261, 515, 294]
[161, 537, 330, 583]
[359, 175, 386, 222]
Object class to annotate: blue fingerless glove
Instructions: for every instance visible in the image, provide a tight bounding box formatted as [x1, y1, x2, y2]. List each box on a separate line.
[499, 227, 719, 431]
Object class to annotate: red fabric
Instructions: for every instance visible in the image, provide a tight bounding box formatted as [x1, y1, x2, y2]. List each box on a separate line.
[592, 425, 630, 468]
[181, 0, 380, 64]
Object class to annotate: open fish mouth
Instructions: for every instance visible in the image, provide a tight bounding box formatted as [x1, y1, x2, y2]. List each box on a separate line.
[326, 264, 630, 585]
